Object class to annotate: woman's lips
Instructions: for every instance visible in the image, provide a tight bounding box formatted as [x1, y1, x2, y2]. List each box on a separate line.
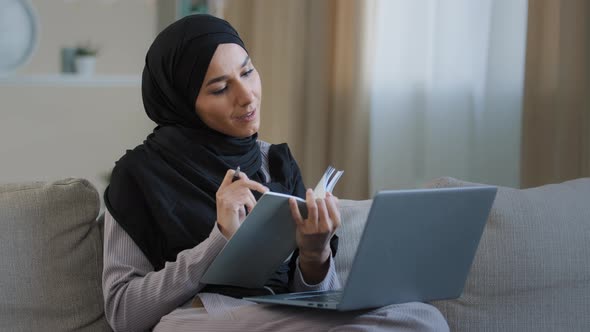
[235, 110, 256, 122]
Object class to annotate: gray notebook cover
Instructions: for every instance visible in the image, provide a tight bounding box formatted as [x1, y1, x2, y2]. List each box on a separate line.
[200, 192, 307, 288]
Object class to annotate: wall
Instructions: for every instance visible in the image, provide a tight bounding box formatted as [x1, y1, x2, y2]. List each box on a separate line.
[0, 0, 158, 204]
[21, 0, 157, 75]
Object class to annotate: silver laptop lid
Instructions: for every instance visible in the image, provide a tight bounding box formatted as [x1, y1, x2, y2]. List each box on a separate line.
[338, 186, 496, 310]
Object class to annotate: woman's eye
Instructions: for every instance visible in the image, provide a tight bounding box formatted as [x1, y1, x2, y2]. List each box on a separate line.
[242, 68, 254, 77]
[212, 87, 227, 95]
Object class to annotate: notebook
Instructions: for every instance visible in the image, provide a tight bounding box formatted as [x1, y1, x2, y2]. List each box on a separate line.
[200, 166, 343, 288]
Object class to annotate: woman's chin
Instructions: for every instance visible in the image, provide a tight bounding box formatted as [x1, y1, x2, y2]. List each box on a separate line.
[238, 120, 260, 138]
[233, 125, 259, 138]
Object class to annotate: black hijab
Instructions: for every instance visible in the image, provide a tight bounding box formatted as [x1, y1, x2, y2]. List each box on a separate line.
[104, 14, 336, 296]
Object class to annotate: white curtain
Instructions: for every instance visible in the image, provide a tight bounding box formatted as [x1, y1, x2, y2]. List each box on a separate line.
[369, 0, 528, 193]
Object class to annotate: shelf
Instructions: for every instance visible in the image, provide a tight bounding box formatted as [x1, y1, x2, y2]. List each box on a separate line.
[0, 74, 142, 87]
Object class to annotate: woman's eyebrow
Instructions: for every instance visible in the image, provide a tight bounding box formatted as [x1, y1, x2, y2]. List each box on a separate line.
[205, 56, 251, 87]
[240, 56, 250, 68]
[205, 75, 228, 87]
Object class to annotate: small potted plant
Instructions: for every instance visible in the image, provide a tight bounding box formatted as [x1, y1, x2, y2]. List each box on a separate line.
[74, 41, 99, 76]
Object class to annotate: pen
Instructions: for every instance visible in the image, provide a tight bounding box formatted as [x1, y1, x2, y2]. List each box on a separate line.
[232, 166, 248, 216]
[232, 166, 241, 182]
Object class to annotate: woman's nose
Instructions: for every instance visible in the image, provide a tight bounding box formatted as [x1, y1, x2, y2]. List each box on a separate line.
[235, 81, 255, 107]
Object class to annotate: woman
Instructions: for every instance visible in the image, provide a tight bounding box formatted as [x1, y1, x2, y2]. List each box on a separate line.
[102, 14, 448, 331]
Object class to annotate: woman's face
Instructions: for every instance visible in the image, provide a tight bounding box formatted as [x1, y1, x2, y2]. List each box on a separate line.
[195, 43, 261, 138]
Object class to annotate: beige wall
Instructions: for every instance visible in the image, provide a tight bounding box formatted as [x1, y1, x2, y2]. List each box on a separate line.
[0, 86, 154, 195]
[21, 0, 157, 74]
[1, 1, 158, 203]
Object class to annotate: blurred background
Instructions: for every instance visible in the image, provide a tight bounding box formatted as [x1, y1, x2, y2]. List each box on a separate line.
[0, 0, 588, 201]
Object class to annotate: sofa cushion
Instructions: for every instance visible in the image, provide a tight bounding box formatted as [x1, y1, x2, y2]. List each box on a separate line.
[334, 199, 372, 284]
[425, 177, 590, 332]
[0, 178, 110, 331]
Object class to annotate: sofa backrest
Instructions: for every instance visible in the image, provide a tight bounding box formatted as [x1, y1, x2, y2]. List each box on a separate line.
[334, 198, 372, 285]
[424, 177, 590, 331]
[4, 176, 589, 331]
[335, 177, 590, 332]
[0, 178, 110, 332]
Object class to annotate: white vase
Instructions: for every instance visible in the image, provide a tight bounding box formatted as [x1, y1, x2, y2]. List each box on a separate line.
[74, 56, 96, 76]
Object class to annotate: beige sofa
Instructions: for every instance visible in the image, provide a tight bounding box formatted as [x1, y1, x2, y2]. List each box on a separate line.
[1, 177, 589, 331]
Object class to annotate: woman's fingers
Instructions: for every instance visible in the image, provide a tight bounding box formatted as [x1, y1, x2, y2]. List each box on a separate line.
[234, 173, 269, 194]
[220, 168, 237, 187]
[296, 189, 339, 232]
[244, 197, 255, 215]
[289, 198, 304, 225]
[244, 179, 269, 194]
[306, 189, 318, 229]
[221, 169, 269, 193]
[222, 168, 269, 194]
[315, 197, 331, 232]
[325, 192, 341, 229]
[218, 168, 269, 216]
[245, 190, 257, 214]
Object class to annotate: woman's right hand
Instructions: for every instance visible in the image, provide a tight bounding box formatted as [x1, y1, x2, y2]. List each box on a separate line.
[215, 169, 269, 239]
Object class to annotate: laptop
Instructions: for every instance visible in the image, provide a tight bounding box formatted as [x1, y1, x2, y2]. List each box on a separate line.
[244, 186, 497, 311]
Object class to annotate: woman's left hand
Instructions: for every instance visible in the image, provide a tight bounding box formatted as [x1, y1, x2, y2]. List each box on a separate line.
[289, 189, 341, 284]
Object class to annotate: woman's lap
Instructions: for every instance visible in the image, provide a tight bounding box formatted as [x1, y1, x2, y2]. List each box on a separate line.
[153, 300, 449, 332]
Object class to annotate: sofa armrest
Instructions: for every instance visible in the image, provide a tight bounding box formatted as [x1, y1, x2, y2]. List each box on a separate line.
[0, 178, 111, 331]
